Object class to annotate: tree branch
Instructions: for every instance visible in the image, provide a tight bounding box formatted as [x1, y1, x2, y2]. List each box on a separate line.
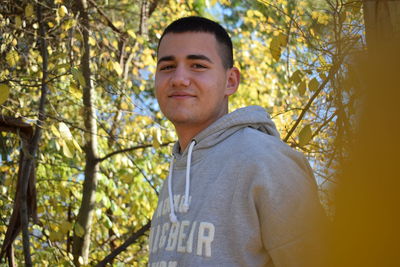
[283, 62, 341, 142]
[97, 141, 174, 163]
[95, 221, 151, 267]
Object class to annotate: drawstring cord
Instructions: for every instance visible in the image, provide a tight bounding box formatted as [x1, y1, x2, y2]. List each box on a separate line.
[168, 140, 196, 223]
[167, 155, 177, 223]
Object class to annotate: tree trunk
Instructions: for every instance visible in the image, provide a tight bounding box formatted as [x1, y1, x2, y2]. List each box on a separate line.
[71, 0, 100, 265]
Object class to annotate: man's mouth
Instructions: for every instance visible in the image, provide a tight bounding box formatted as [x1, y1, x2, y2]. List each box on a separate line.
[169, 92, 196, 99]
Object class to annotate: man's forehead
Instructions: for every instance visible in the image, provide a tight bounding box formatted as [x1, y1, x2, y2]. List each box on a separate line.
[157, 32, 218, 55]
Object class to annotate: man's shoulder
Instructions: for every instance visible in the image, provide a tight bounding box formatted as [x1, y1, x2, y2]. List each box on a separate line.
[224, 127, 308, 169]
[230, 126, 287, 154]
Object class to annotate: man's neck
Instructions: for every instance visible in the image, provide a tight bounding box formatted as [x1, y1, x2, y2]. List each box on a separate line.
[175, 125, 204, 152]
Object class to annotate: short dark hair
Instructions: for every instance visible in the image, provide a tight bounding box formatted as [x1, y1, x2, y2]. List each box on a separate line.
[157, 16, 233, 69]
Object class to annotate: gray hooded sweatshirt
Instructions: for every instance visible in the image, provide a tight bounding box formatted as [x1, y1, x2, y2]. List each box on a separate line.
[148, 106, 327, 267]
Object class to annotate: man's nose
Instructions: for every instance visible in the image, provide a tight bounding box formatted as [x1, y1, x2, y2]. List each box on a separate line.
[170, 66, 190, 87]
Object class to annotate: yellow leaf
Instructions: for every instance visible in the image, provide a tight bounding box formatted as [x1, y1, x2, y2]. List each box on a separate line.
[270, 37, 281, 61]
[120, 101, 129, 110]
[72, 139, 82, 153]
[58, 5, 68, 18]
[50, 124, 60, 138]
[308, 78, 319, 91]
[60, 221, 73, 234]
[71, 67, 86, 87]
[127, 29, 136, 39]
[298, 81, 306, 96]
[74, 223, 85, 238]
[6, 50, 20, 67]
[61, 140, 73, 158]
[152, 128, 162, 148]
[59, 122, 72, 140]
[0, 84, 10, 105]
[49, 231, 61, 242]
[113, 62, 123, 76]
[70, 83, 82, 99]
[15, 16, 22, 28]
[88, 36, 96, 46]
[290, 70, 302, 84]
[62, 19, 76, 31]
[299, 125, 312, 147]
[278, 33, 288, 47]
[25, 4, 34, 18]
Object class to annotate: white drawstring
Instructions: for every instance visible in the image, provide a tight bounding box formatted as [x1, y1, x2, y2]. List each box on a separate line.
[167, 155, 178, 223]
[168, 140, 196, 223]
[183, 140, 196, 212]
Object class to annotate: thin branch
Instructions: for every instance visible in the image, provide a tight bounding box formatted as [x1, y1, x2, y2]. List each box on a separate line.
[88, 0, 126, 36]
[95, 221, 151, 267]
[97, 141, 174, 163]
[283, 62, 341, 142]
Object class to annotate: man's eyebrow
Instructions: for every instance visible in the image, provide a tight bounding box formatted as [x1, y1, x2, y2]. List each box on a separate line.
[157, 56, 175, 65]
[187, 54, 213, 63]
[157, 54, 214, 65]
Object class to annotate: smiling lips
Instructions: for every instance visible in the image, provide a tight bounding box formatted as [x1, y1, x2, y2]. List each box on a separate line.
[169, 92, 196, 99]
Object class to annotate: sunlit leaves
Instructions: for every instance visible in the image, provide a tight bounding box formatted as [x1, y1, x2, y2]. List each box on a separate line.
[290, 70, 303, 85]
[298, 124, 312, 147]
[25, 4, 34, 18]
[6, 49, 19, 67]
[298, 81, 307, 96]
[58, 6, 68, 18]
[270, 33, 288, 61]
[312, 11, 330, 25]
[59, 122, 73, 140]
[309, 78, 319, 91]
[112, 62, 123, 76]
[71, 67, 86, 87]
[152, 127, 162, 148]
[0, 84, 10, 105]
[15, 16, 22, 28]
[74, 223, 85, 238]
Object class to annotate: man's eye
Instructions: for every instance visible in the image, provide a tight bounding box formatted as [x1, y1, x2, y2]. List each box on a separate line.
[192, 64, 206, 69]
[159, 65, 175, 71]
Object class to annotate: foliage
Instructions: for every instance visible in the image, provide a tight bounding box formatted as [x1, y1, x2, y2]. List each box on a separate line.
[0, 0, 364, 265]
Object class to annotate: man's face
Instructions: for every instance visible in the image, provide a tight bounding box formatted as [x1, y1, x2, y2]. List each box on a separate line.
[155, 32, 238, 133]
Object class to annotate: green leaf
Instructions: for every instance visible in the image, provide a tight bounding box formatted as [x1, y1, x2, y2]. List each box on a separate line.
[308, 78, 319, 91]
[6, 50, 19, 67]
[103, 216, 113, 229]
[270, 37, 281, 62]
[74, 223, 85, 238]
[298, 81, 306, 96]
[298, 125, 312, 147]
[60, 221, 73, 234]
[95, 191, 104, 203]
[0, 84, 10, 105]
[15, 16, 22, 28]
[278, 33, 288, 47]
[25, 4, 34, 18]
[71, 67, 86, 87]
[290, 70, 303, 84]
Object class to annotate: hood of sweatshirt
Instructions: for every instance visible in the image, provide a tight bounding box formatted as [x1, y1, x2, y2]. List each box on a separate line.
[166, 105, 281, 223]
[172, 105, 280, 163]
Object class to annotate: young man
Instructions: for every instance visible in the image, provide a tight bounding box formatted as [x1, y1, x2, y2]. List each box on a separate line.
[148, 16, 327, 267]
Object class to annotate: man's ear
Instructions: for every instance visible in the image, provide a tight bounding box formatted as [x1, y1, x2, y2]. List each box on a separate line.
[225, 67, 240, 96]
